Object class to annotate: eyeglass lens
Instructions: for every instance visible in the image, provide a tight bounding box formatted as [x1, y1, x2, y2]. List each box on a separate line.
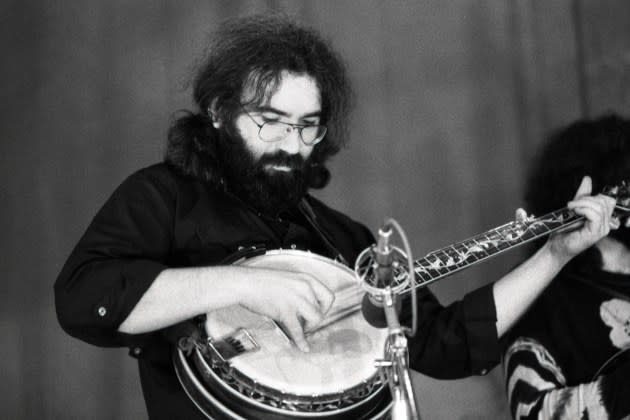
[259, 121, 326, 144]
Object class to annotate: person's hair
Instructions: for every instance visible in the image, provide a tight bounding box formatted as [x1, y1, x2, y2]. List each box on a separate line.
[165, 13, 353, 187]
[524, 113, 630, 266]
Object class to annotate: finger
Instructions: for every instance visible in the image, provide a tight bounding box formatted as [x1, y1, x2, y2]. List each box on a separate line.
[514, 208, 528, 223]
[574, 194, 620, 235]
[572, 205, 608, 225]
[570, 203, 610, 236]
[568, 195, 615, 218]
[569, 200, 607, 223]
[307, 279, 335, 313]
[597, 194, 617, 216]
[602, 193, 622, 230]
[283, 316, 310, 352]
[294, 296, 324, 327]
[573, 176, 592, 199]
[290, 276, 322, 308]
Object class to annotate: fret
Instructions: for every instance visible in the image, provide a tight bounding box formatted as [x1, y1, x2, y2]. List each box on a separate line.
[494, 234, 514, 250]
[413, 265, 432, 283]
[507, 224, 528, 241]
[425, 266, 443, 279]
[530, 219, 553, 234]
[454, 240, 483, 263]
[542, 214, 563, 230]
[445, 245, 469, 268]
[432, 250, 458, 273]
[518, 227, 537, 242]
[504, 228, 526, 246]
[450, 243, 469, 263]
[435, 249, 458, 272]
[479, 232, 503, 254]
[416, 257, 442, 279]
[470, 237, 493, 257]
[414, 261, 444, 285]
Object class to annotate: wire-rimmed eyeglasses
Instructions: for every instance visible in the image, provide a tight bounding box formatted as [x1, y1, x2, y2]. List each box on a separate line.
[240, 107, 327, 146]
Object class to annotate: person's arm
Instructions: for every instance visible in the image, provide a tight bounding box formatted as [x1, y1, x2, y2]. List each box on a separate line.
[55, 168, 332, 353]
[117, 264, 333, 352]
[54, 169, 177, 350]
[406, 176, 616, 378]
[494, 176, 617, 337]
[504, 337, 630, 420]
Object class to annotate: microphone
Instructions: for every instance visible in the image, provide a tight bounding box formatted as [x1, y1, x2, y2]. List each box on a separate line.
[357, 222, 406, 328]
[374, 224, 394, 288]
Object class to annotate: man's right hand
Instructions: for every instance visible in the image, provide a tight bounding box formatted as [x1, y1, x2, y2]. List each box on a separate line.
[235, 268, 335, 352]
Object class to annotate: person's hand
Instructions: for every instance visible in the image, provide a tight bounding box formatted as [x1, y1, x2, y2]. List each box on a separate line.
[236, 267, 335, 352]
[548, 176, 618, 262]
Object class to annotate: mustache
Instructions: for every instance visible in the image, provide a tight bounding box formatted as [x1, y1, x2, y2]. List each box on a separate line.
[257, 152, 307, 170]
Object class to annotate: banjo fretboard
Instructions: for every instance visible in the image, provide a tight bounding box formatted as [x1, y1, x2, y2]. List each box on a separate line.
[392, 181, 630, 294]
[409, 208, 582, 289]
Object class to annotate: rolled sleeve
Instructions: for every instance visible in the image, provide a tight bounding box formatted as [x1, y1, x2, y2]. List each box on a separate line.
[54, 168, 175, 352]
[406, 283, 499, 378]
[461, 282, 499, 375]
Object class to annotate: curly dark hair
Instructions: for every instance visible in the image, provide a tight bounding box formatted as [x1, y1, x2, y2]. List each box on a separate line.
[524, 113, 630, 266]
[165, 13, 353, 188]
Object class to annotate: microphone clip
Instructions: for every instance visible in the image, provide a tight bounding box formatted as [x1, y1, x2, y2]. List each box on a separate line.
[355, 243, 410, 304]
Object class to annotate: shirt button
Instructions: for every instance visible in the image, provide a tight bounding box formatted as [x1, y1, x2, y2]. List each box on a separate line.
[97, 306, 107, 317]
[133, 347, 142, 356]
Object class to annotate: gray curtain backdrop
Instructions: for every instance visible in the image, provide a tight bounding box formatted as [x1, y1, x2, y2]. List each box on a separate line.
[2, 1, 629, 419]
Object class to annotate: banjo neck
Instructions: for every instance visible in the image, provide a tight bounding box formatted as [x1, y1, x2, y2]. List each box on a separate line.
[405, 208, 582, 291]
[401, 186, 630, 294]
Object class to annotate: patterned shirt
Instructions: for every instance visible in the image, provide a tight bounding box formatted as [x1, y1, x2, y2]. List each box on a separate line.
[503, 265, 630, 420]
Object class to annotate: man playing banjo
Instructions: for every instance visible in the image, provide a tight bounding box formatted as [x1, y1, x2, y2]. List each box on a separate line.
[55, 13, 618, 419]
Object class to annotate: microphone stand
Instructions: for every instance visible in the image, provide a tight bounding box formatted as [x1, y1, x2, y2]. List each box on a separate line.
[356, 218, 421, 420]
[374, 287, 420, 420]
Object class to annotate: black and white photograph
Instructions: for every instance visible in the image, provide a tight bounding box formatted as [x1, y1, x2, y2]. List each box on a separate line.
[3, 1, 630, 419]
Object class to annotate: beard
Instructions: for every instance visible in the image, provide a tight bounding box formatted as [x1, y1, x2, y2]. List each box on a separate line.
[217, 127, 312, 215]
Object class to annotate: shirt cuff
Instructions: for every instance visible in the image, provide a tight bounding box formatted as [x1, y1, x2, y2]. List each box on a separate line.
[462, 282, 500, 375]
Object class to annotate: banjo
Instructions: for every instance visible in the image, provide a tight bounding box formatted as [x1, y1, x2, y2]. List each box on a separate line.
[174, 250, 392, 420]
[174, 183, 630, 419]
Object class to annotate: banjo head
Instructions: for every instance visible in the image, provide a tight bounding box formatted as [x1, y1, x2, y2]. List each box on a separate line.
[203, 250, 389, 414]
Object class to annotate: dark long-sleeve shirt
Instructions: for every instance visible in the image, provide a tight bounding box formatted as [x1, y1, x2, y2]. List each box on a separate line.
[55, 163, 500, 419]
